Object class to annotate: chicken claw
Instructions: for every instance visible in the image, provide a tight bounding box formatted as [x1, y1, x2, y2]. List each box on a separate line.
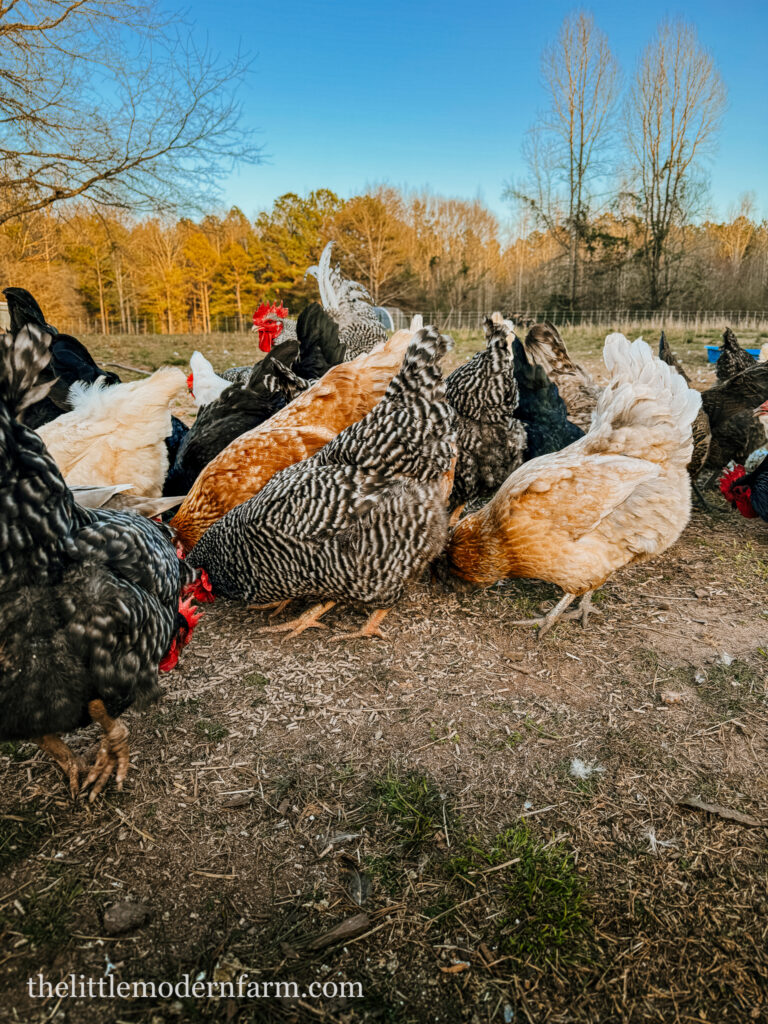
[34, 735, 84, 799]
[248, 599, 293, 619]
[257, 601, 336, 639]
[330, 608, 390, 642]
[81, 700, 130, 801]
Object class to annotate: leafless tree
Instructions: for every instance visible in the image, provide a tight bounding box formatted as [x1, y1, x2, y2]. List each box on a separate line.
[508, 11, 620, 309]
[0, 0, 261, 225]
[624, 19, 726, 308]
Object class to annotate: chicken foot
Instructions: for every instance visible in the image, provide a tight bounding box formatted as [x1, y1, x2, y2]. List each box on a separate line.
[257, 601, 336, 639]
[80, 700, 130, 802]
[34, 735, 84, 799]
[248, 599, 293, 619]
[330, 608, 390, 642]
[512, 590, 597, 639]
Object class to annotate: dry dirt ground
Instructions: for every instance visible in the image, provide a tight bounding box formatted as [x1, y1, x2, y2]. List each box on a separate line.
[1, 327, 767, 1024]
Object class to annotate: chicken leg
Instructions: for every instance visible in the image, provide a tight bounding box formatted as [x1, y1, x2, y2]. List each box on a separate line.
[80, 700, 130, 802]
[257, 601, 336, 639]
[34, 735, 84, 799]
[330, 608, 390, 642]
[512, 590, 597, 639]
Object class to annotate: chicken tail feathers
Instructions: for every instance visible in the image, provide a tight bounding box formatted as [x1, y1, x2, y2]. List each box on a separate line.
[0, 323, 56, 417]
[596, 333, 702, 466]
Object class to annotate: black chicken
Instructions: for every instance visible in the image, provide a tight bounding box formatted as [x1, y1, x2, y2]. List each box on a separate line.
[0, 323, 200, 799]
[444, 317, 526, 506]
[512, 336, 584, 459]
[716, 327, 756, 382]
[188, 327, 456, 640]
[4, 287, 189, 477]
[3, 287, 121, 428]
[166, 302, 345, 493]
[720, 457, 768, 522]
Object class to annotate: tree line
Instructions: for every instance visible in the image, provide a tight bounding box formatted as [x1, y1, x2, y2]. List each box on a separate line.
[1, 186, 766, 333]
[1, 6, 765, 329]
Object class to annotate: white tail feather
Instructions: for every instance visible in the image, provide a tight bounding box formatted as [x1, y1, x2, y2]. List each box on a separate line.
[189, 351, 230, 407]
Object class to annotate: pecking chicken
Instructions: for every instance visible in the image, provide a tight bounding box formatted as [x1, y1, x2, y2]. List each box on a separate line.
[307, 242, 388, 357]
[447, 333, 701, 637]
[0, 324, 201, 799]
[716, 327, 756, 382]
[521, 321, 601, 430]
[167, 303, 346, 494]
[187, 327, 456, 639]
[444, 317, 526, 505]
[720, 457, 768, 522]
[37, 367, 186, 497]
[170, 327, 414, 550]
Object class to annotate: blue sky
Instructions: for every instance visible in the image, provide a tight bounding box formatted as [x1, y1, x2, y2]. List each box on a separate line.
[188, 0, 768, 224]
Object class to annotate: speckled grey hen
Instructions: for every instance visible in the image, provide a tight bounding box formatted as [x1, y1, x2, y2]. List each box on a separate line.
[444, 317, 527, 505]
[306, 242, 387, 358]
[188, 327, 456, 639]
[0, 324, 199, 800]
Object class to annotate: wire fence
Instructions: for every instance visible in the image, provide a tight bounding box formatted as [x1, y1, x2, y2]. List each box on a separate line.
[387, 309, 768, 332]
[3, 305, 767, 336]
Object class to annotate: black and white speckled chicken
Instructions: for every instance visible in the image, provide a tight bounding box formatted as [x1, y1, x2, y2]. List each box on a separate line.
[444, 317, 526, 506]
[716, 327, 756, 382]
[307, 242, 387, 358]
[187, 327, 456, 640]
[0, 324, 200, 800]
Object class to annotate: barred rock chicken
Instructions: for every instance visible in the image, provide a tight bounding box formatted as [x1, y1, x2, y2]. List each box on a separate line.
[720, 457, 768, 522]
[521, 321, 601, 430]
[716, 327, 756, 382]
[3, 286, 121, 428]
[166, 303, 345, 494]
[444, 317, 526, 505]
[307, 242, 387, 357]
[511, 336, 584, 459]
[447, 334, 701, 638]
[0, 324, 200, 799]
[170, 328, 413, 550]
[37, 367, 186, 498]
[187, 327, 456, 639]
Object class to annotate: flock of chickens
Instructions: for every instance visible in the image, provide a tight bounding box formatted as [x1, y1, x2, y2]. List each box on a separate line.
[2, 243, 767, 800]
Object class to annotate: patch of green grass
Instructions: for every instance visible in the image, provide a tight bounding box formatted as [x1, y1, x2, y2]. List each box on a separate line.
[4, 873, 83, 951]
[194, 719, 229, 744]
[369, 771, 449, 854]
[445, 827, 591, 963]
[0, 741, 28, 762]
[243, 671, 270, 688]
[0, 805, 49, 870]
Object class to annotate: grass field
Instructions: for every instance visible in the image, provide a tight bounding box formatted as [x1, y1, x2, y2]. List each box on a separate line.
[1, 325, 767, 1023]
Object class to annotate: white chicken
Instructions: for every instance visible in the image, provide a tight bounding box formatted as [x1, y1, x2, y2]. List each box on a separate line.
[37, 367, 185, 497]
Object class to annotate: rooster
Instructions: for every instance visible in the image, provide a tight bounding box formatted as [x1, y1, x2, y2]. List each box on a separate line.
[250, 301, 297, 357]
[170, 327, 414, 550]
[36, 367, 186, 497]
[447, 334, 701, 637]
[167, 303, 346, 494]
[0, 324, 201, 799]
[521, 321, 601, 430]
[720, 458, 768, 522]
[187, 327, 456, 639]
[444, 317, 526, 505]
